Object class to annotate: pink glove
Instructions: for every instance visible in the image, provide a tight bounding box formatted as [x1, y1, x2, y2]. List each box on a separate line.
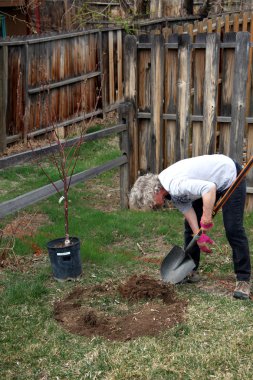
[197, 233, 214, 253]
[200, 220, 214, 231]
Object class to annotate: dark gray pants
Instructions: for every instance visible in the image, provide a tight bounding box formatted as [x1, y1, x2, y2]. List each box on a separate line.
[184, 162, 251, 281]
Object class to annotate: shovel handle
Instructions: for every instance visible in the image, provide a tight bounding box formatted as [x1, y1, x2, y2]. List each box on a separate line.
[185, 230, 202, 253]
[185, 155, 253, 253]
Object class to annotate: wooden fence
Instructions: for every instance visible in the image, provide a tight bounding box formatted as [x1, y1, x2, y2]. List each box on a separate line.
[133, 11, 253, 36]
[1, 11, 253, 153]
[0, 27, 124, 152]
[167, 11, 253, 36]
[124, 31, 253, 209]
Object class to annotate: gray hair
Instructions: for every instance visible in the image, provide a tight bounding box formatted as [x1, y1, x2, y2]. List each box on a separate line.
[129, 173, 162, 210]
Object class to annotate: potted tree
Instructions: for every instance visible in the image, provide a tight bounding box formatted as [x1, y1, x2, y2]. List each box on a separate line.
[28, 81, 102, 281]
[43, 129, 84, 281]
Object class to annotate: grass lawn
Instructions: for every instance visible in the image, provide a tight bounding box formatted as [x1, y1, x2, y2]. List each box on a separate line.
[1, 131, 253, 379]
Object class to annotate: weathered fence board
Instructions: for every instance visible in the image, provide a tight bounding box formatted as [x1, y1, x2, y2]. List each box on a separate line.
[137, 35, 151, 174]
[109, 31, 115, 104]
[219, 33, 236, 157]
[192, 33, 205, 157]
[230, 32, 250, 163]
[0, 45, 7, 152]
[202, 33, 220, 155]
[176, 34, 191, 160]
[119, 103, 130, 209]
[117, 30, 123, 101]
[124, 35, 138, 185]
[151, 34, 164, 172]
[164, 34, 178, 167]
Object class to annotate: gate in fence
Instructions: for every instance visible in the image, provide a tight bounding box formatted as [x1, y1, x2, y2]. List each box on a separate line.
[124, 31, 253, 209]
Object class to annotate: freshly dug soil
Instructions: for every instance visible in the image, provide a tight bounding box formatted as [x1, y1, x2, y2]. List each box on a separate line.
[54, 274, 188, 341]
[118, 274, 177, 304]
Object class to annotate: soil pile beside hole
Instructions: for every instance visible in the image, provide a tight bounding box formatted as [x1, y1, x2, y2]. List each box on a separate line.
[54, 275, 188, 341]
[118, 274, 177, 304]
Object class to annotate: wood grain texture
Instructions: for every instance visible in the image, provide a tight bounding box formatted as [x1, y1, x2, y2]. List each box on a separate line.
[164, 34, 178, 166]
[192, 33, 206, 157]
[124, 35, 138, 186]
[0, 46, 7, 152]
[230, 32, 250, 163]
[176, 34, 191, 160]
[202, 33, 220, 154]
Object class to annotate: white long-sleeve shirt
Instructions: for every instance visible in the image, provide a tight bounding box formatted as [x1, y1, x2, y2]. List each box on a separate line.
[158, 154, 237, 213]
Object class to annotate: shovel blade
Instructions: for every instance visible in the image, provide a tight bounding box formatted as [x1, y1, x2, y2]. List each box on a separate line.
[160, 245, 196, 284]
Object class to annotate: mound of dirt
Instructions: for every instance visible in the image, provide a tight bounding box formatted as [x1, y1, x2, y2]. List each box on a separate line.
[54, 274, 188, 341]
[118, 274, 177, 304]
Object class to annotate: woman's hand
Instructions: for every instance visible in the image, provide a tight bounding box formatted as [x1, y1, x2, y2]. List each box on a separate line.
[200, 219, 214, 231]
[197, 233, 214, 253]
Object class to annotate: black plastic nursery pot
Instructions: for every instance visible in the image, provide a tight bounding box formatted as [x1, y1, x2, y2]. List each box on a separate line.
[47, 237, 82, 281]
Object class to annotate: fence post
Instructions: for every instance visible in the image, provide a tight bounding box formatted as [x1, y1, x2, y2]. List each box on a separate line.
[161, 0, 184, 17]
[137, 35, 151, 175]
[192, 33, 206, 157]
[23, 43, 29, 143]
[202, 33, 220, 155]
[164, 34, 178, 167]
[100, 31, 109, 117]
[124, 35, 137, 187]
[150, 33, 164, 173]
[119, 103, 130, 208]
[176, 33, 191, 160]
[230, 32, 250, 163]
[219, 32, 236, 156]
[150, 0, 163, 18]
[0, 45, 7, 153]
[117, 30, 123, 102]
[108, 30, 115, 105]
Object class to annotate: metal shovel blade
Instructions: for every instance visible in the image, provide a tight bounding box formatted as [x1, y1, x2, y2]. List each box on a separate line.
[160, 245, 196, 284]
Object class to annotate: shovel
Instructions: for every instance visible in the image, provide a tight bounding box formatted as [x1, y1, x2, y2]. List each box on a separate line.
[160, 155, 253, 284]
